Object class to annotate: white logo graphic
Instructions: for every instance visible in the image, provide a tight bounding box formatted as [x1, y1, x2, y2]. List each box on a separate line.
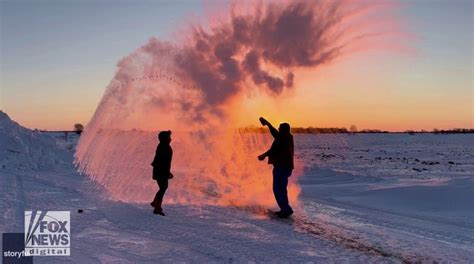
[24, 211, 70, 256]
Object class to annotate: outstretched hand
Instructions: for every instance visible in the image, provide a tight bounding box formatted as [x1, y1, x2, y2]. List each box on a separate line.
[259, 117, 269, 126]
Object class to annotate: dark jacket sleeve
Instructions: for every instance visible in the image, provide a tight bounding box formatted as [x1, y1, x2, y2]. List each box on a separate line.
[265, 139, 277, 155]
[290, 135, 294, 159]
[267, 123, 280, 139]
[151, 145, 160, 166]
[162, 147, 172, 173]
[151, 145, 172, 174]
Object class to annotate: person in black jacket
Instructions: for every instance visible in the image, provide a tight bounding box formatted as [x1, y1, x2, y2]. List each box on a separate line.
[258, 117, 294, 218]
[150, 130, 173, 216]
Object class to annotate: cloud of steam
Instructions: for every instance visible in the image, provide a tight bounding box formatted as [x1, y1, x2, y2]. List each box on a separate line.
[75, 0, 400, 208]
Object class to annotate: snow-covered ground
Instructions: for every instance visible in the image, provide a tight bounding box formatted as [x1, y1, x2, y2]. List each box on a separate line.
[1, 111, 473, 263]
[296, 134, 473, 262]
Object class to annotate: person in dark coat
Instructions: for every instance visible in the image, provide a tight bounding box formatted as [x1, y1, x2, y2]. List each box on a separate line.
[258, 117, 294, 218]
[150, 130, 173, 216]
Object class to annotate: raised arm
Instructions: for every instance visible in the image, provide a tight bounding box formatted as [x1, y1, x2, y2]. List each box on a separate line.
[259, 117, 279, 139]
[267, 122, 279, 139]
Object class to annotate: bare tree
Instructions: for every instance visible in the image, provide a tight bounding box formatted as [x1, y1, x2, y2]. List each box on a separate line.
[74, 123, 84, 135]
[349, 125, 357, 134]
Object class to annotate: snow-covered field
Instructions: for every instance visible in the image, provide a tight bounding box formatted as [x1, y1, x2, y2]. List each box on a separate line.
[1, 111, 473, 263]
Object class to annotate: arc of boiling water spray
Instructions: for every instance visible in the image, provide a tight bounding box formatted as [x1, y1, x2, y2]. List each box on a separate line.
[112, 69, 205, 97]
[117, 69, 192, 88]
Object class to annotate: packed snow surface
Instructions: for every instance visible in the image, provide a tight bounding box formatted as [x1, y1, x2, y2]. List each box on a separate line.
[1, 112, 473, 262]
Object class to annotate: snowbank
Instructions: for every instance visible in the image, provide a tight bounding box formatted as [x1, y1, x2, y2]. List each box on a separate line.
[0, 111, 72, 170]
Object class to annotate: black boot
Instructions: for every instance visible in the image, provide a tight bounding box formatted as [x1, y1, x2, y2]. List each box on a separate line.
[151, 197, 162, 210]
[153, 207, 165, 216]
[276, 210, 293, 218]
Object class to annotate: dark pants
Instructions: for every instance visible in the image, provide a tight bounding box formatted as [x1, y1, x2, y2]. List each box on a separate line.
[272, 167, 293, 213]
[152, 175, 168, 210]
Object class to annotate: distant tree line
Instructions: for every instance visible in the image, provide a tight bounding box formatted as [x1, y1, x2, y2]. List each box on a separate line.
[238, 126, 473, 134]
[431, 128, 474, 134]
[404, 128, 474, 134]
[238, 126, 389, 134]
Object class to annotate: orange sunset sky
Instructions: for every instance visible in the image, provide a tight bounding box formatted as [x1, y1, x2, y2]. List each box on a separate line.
[1, 1, 473, 131]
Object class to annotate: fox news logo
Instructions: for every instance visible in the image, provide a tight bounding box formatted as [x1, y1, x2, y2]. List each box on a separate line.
[24, 211, 70, 256]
